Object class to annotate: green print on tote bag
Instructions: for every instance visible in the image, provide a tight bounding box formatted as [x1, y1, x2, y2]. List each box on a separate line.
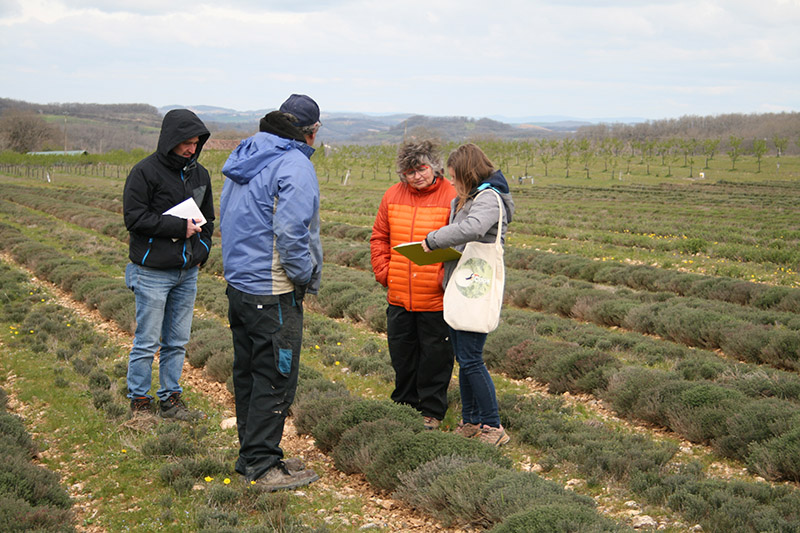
[453, 257, 493, 298]
[443, 189, 505, 333]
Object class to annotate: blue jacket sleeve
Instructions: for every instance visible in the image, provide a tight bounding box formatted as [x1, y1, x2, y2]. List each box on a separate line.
[273, 158, 321, 289]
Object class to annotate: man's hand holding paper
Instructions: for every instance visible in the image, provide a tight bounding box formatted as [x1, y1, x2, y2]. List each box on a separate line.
[163, 197, 207, 226]
[163, 197, 206, 241]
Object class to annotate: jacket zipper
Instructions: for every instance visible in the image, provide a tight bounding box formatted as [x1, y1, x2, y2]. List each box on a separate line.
[407, 205, 417, 309]
[142, 238, 153, 265]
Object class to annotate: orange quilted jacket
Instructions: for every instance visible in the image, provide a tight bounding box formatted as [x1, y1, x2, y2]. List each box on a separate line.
[370, 178, 456, 312]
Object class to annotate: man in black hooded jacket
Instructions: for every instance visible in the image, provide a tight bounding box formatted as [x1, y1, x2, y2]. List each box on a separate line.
[123, 109, 214, 420]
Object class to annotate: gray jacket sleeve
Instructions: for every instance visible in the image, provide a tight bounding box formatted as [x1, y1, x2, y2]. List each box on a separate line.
[425, 190, 503, 251]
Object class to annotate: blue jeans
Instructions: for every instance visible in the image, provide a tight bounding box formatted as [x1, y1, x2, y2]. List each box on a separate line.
[450, 327, 500, 428]
[125, 263, 198, 401]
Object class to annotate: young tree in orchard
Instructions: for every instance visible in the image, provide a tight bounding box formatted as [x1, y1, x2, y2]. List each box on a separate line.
[679, 139, 699, 177]
[686, 150, 696, 178]
[727, 135, 743, 170]
[578, 138, 594, 179]
[666, 141, 681, 177]
[536, 138, 557, 177]
[562, 138, 576, 178]
[656, 139, 673, 167]
[624, 141, 636, 174]
[632, 140, 645, 164]
[702, 138, 721, 168]
[771, 135, 788, 157]
[0, 109, 59, 152]
[607, 137, 623, 177]
[752, 138, 768, 172]
[642, 140, 657, 175]
[680, 138, 698, 166]
[600, 137, 614, 172]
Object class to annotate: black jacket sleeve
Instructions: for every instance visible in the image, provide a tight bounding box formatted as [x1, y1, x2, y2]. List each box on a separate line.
[123, 166, 187, 239]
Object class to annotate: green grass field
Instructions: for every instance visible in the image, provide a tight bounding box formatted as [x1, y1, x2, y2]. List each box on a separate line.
[1, 144, 799, 532]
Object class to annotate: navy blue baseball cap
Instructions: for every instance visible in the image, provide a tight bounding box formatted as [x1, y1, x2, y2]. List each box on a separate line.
[279, 94, 320, 127]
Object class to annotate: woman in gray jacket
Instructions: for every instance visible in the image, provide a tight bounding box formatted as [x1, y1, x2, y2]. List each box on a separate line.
[422, 143, 515, 446]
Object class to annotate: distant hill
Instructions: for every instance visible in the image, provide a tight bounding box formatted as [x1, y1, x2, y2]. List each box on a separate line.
[0, 98, 595, 152]
[0, 98, 162, 152]
[345, 115, 560, 144]
[8, 99, 789, 153]
[160, 104, 268, 125]
[0, 98, 161, 123]
[160, 106, 566, 144]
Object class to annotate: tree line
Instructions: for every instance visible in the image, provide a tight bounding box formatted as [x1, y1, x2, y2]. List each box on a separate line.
[577, 112, 800, 154]
[0, 96, 798, 155]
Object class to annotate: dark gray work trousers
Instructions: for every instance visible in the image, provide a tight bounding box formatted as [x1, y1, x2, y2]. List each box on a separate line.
[227, 285, 303, 482]
[386, 304, 454, 421]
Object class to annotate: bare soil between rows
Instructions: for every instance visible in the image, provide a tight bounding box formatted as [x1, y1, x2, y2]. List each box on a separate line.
[2, 253, 468, 532]
[5, 251, 778, 533]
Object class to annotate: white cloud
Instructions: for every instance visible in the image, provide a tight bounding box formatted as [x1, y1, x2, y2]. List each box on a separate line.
[0, 0, 798, 119]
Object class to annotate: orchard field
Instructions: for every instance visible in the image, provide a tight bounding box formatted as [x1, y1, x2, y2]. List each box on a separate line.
[1, 140, 800, 532]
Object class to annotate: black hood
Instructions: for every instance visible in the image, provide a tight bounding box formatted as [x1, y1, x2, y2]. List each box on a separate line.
[157, 109, 211, 169]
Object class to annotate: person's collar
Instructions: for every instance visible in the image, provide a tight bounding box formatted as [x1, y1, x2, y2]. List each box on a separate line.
[259, 111, 306, 143]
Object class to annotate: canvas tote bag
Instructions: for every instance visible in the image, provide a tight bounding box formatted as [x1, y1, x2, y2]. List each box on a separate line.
[443, 189, 505, 333]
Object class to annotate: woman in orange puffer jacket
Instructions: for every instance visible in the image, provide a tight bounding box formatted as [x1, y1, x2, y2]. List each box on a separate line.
[370, 139, 456, 430]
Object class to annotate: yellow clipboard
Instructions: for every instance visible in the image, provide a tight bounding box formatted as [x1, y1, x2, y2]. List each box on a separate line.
[393, 242, 462, 266]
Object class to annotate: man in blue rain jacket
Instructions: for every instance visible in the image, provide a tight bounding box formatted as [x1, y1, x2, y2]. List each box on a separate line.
[220, 94, 322, 492]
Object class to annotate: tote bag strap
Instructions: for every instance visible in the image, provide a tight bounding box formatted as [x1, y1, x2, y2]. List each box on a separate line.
[474, 185, 504, 249]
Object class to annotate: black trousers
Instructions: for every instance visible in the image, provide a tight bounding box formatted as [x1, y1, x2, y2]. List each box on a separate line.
[386, 304, 454, 420]
[226, 286, 303, 482]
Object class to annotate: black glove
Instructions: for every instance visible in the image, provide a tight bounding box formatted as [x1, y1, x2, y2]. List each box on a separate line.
[293, 283, 309, 302]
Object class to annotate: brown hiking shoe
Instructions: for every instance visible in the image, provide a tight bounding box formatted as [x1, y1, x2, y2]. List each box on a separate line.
[282, 457, 306, 473]
[423, 416, 441, 430]
[159, 393, 202, 421]
[453, 421, 481, 438]
[130, 396, 153, 415]
[250, 464, 319, 492]
[479, 425, 510, 447]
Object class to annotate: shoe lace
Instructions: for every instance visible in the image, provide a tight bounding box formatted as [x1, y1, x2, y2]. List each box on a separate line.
[165, 394, 186, 409]
[132, 397, 150, 409]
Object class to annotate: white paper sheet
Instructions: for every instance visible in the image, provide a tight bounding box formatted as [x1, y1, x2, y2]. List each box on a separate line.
[163, 197, 206, 226]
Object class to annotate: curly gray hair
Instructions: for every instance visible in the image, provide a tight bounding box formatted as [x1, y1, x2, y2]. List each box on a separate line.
[396, 139, 444, 181]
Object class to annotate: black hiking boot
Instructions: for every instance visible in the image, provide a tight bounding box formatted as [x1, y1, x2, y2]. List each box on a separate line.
[159, 392, 201, 421]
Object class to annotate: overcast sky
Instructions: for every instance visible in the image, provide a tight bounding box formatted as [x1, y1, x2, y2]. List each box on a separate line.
[1, 0, 799, 121]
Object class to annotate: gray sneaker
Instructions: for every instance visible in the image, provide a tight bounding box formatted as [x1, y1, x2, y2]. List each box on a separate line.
[250, 464, 319, 492]
[159, 393, 201, 421]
